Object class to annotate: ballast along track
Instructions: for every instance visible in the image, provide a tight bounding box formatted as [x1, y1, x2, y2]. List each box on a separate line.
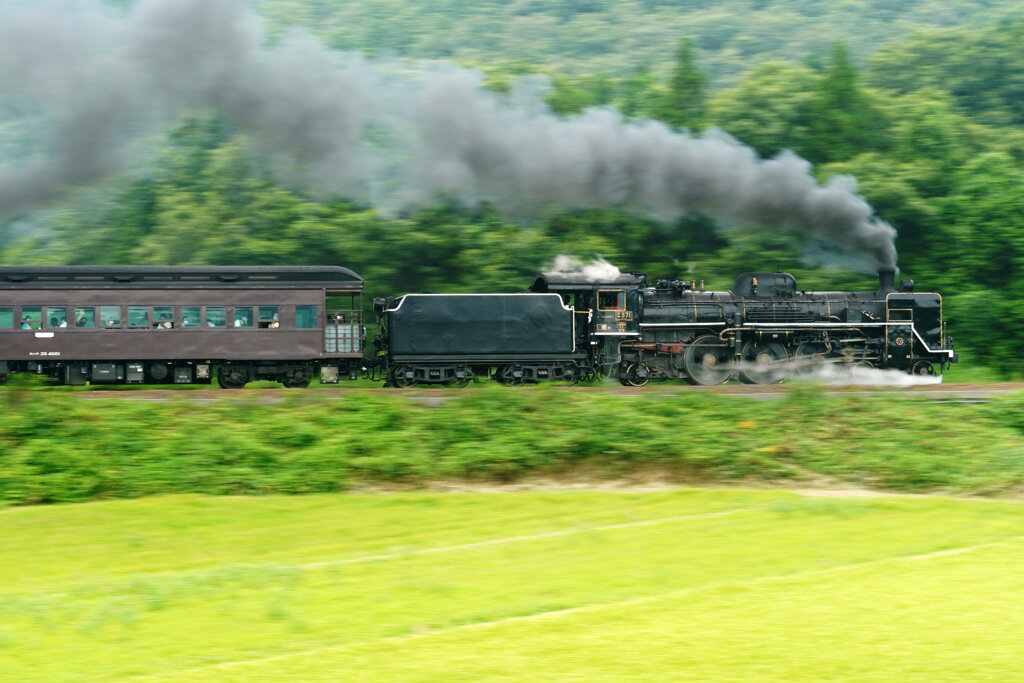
[1, 265, 957, 388]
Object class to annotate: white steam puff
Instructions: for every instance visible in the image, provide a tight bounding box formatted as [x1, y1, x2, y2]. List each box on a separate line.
[549, 255, 622, 281]
[0, 0, 897, 269]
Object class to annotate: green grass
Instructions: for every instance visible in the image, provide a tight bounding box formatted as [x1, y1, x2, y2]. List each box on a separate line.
[4, 490, 1024, 681]
[4, 382, 1024, 505]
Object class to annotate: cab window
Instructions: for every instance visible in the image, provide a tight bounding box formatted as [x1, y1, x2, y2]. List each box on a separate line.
[75, 307, 96, 328]
[597, 290, 625, 311]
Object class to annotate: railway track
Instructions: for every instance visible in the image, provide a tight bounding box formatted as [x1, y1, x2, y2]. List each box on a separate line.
[62, 381, 1023, 403]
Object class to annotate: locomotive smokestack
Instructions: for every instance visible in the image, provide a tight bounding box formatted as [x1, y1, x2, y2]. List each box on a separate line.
[878, 267, 896, 293]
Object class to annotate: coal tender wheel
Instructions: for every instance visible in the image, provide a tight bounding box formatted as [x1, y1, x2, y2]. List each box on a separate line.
[794, 342, 828, 377]
[392, 367, 418, 388]
[494, 366, 523, 385]
[444, 375, 471, 388]
[739, 341, 790, 385]
[683, 335, 732, 385]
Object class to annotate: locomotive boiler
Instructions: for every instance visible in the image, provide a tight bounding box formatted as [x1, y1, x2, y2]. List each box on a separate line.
[528, 266, 957, 385]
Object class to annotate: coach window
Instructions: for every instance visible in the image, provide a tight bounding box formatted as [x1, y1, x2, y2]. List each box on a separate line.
[20, 306, 42, 330]
[296, 305, 318, 329]
[100, 306, 121, 328]
[258, 306, 279, 328]
[0, 307, 13, 328]
[128, 306, 150, 329]
[597, 290, 625, 311]
[234, 306, 253, 328]
[46, 307, 69, 328]
[153, 306, 173, 329]
[74, 307, 96, 328]
[206, 307, 226, 328]
[181, 306, 201, 327]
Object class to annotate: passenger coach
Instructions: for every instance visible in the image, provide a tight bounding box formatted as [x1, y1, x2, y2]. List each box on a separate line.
[0, 266, 364, 387]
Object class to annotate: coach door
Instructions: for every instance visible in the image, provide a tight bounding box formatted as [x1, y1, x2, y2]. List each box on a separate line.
[324, 291, 363, 355]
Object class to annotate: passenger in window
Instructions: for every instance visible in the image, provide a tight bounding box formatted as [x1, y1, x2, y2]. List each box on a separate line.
[59, 317, 68, 328]
[49, 316, 59, 328]
[156, 314, 173, 329]
[76, 311, 88, 327]
[21, 316, 32, 330]
[234, 316, 246, 327]
[182, 315, 192, 327]
[269, 313, 280, 329]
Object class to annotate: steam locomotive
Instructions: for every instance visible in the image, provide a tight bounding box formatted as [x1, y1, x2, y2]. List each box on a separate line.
[378, 265, 956, 386]
[0, 265, 956, 388]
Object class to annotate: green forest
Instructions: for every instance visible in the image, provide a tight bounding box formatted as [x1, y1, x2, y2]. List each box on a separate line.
[2, 2, 1024, 376]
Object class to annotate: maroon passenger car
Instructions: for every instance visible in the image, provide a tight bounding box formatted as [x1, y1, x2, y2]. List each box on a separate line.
[0, 266, 364, 388]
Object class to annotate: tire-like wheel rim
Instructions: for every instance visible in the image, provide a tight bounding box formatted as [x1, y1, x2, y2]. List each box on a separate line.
[392, 368, 417, 388]
[622, 363, 649, 387]
[794, 343, 828, 377]
[739, 342, 790, 384]
[683, 335, 732, 385]
[217, 368, 247, 389]
[912, 361, 935, 376]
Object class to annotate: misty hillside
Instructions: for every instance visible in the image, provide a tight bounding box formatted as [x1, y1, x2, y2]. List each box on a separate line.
[254, 0, 1024, 84]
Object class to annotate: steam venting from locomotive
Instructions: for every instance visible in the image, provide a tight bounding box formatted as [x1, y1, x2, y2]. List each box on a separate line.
[0, 0, 897, 270]
[549, 256, 622, 282]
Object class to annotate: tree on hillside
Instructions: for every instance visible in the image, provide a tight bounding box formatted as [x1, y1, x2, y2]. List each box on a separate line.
[707, 62, 816, 157]
[652, 37, 706, 131]
[867, 20, 1024, 126]
[803, 44, 886, 164]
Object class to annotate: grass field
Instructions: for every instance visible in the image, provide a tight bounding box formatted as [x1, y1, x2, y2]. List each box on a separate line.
[4, 489, 1024, 681]
[5, 383, 1024, 505]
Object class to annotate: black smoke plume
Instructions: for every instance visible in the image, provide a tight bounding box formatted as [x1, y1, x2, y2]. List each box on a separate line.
[0, 0, 897, 269]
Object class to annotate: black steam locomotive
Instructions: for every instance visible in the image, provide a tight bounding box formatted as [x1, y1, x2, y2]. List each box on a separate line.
[0, 264, 956, 388]
[377, 266, 957, 386]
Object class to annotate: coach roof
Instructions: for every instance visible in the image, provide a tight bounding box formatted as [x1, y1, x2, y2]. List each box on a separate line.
[0, 265, 363, 289]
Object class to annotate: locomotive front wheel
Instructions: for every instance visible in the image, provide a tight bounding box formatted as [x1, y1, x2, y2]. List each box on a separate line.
[912, 361, 936, 377]
[739, 341, 790, 385]
[682, 335, 732, 385]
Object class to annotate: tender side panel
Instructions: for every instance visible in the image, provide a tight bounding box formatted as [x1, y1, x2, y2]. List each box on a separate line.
[388, 294, 573, 355]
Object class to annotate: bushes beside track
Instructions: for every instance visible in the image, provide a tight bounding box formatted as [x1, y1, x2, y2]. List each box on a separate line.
[2, 380, 1024, 505]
